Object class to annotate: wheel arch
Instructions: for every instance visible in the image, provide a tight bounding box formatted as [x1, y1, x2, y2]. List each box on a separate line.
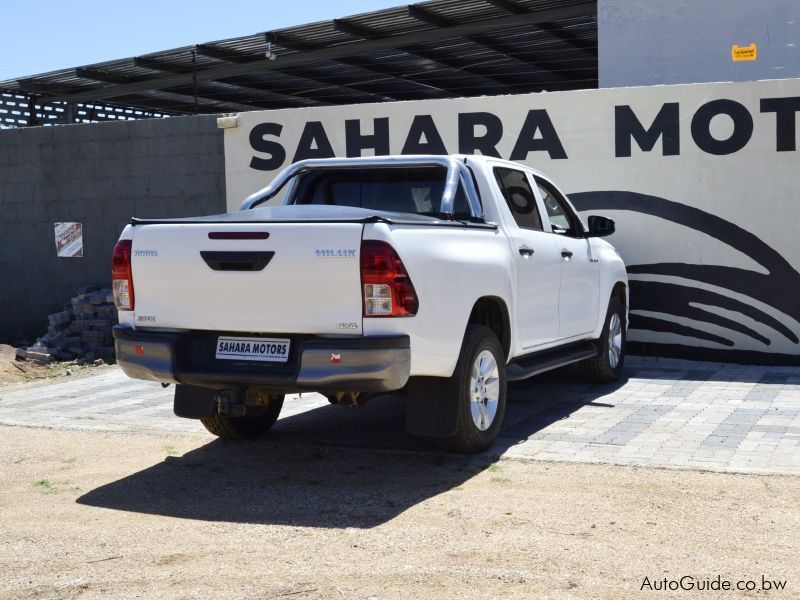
[611, 280, 628, 308]
[610, 280, 629, 328]
[467, 296, 512, 360]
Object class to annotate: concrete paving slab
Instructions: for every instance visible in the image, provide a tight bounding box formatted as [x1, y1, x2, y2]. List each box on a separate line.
[0, 356, 798, 474]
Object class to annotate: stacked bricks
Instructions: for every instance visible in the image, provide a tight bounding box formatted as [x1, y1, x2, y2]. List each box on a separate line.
[16, 286, 118, 364]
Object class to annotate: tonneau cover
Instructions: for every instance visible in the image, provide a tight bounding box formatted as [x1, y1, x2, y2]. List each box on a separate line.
[130, 205, 495, 228]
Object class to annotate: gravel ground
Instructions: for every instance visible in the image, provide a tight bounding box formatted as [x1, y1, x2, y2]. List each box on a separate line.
[0, 425, 798, 599]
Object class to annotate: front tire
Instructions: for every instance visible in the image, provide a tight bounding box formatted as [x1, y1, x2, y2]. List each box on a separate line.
[580, 296, 626, 383]
[201, 395, 284, 440]
[435, 325, 507, 454]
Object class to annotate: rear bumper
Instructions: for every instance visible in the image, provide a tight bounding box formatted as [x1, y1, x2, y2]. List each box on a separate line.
[113, 326, 410, 393]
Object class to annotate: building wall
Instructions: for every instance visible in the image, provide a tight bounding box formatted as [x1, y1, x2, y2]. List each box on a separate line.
[599, 0, 800, 88]
[2, 78, 798, 364]
[223, 78, 800, 365]
[0, 116, 226, 342]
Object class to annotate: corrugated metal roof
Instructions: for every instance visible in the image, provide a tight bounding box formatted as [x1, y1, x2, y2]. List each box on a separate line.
[0, 0, 597, 121]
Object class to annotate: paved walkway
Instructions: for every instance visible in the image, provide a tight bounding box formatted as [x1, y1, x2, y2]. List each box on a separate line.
[1, 357, 798, 475]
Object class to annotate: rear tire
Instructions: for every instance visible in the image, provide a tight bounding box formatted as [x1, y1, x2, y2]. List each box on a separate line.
[580, 296, 626, 383]
[201, 395, 284, 440]
[435, 325, 507, 454]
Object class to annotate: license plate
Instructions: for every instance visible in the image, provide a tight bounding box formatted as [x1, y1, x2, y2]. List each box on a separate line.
[215, 336, 290, 363]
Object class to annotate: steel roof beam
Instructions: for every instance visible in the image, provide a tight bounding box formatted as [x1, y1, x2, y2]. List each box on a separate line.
[407, 4, 451, 28]
[267, 68, 398, 102]
[407, 5, 570, 83]
[198, 39, 403, 102]
[170, 84, 295, 110]
[410, 4, 593, 82]
[100, 93, 195, 114]
[331, 19, 379, 40]
[334, 56, 456, 97]
[262, 35, 408, 101]
[537, 21, 598, 58]
[11, 79, 67, 98]
[135, 56, 322, 106]
[142, 90, 262, 113]
[228, 71, 393, 103]
[398, 46, 532, 91]
[46, 1, 595, 103]
[485, 0, 597, 59]
[133, 56, 191, 74]
[484, 0, 526, 15]
[75, 67, 257, 110]
[76, 68, 276, 112]
[334, 16, 525, 91]
[264, 32, 318, 52]
[76, 67, 146, 85]
[205, 78, 329, 106]
[194, 44, 256, 63]
[267, 32, 452, 98]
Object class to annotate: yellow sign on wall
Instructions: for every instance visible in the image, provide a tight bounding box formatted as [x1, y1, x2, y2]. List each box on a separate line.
[731, 43, 757, 61]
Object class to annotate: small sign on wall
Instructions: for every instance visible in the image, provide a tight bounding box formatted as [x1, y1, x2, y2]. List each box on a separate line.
[731, 44, 757, 62]
[54, 222, 83, 258]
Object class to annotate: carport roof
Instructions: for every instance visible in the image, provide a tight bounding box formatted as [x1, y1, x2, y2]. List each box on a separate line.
[0, 0, 597, 116]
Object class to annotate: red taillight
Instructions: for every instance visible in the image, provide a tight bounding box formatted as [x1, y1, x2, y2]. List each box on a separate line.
[360, 240, 418, 317]
[112, 240, 135, 311]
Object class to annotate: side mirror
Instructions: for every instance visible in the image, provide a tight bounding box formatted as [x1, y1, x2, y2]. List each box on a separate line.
[586, 215, 615, 238]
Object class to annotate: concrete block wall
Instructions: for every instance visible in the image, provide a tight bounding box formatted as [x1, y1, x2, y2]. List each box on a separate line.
[0, 115, 226, 343]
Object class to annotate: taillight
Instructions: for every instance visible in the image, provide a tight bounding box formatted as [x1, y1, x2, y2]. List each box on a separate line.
[112, 240, 135, 311]
[360, 240, 418, 317]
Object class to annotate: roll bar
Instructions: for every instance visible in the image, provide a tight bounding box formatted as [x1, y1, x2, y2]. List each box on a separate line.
[238, 155, 483, 219]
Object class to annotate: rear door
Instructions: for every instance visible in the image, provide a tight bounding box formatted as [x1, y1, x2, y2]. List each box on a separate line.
[534, 177, 600, 338]
[130, 221, 364, 335]
[493, 166, 561, 349]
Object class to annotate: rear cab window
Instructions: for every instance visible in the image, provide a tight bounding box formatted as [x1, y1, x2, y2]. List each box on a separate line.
[493, 167, 543, 231]
[292, 167, 468, 218]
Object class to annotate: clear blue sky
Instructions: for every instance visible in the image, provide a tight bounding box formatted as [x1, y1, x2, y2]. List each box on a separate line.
[0, 0, 404, 81]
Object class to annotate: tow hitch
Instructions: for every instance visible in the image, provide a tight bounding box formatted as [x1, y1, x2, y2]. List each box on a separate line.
[216, 389, 246, 417]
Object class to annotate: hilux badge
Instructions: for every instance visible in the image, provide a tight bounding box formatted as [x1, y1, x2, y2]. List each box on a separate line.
[316, 249, 356, 258]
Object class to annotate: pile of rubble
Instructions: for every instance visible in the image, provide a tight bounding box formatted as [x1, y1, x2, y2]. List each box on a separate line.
[16, 287, 118, 364]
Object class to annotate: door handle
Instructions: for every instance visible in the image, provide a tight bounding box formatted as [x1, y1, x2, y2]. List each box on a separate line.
[518, 246, 535, 258]
[200, 251, 275, 271]
[561, 249, 573, 259]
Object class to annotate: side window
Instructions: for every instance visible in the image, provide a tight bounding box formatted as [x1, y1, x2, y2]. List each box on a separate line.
[493, 167, 543, 231]
[536, 179, 578, 236]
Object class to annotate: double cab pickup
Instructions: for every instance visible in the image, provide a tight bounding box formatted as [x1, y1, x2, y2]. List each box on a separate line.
[112, 155, 628, 453]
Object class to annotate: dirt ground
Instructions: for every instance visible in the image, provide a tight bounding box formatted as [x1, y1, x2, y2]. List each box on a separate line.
[0, 426, 798, 599]
[0, 345, 107, 386]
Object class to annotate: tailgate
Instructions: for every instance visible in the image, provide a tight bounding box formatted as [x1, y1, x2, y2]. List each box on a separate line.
[130, 222, 364, 334]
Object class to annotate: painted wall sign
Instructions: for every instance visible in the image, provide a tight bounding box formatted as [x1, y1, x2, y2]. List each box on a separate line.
[54, 222, 83, 258]
[731, 43, 758, 61]
[223, 79, 800, 365]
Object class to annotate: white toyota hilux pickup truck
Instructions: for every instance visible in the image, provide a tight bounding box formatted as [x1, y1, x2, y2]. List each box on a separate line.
[112, 155, 628, 453]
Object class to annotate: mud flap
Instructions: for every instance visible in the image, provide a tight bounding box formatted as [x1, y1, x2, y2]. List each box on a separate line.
[405, 376, 459, 437]
[173, 384, 217, 419]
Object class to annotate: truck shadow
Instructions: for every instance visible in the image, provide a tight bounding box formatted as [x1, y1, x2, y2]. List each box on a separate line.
[76, 368, 628, 528]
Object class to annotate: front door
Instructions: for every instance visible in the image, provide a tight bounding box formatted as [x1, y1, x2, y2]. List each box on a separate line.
[535, 177, 601, 339]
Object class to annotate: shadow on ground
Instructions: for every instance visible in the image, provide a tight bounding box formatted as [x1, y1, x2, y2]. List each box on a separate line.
[77, 367, 629, 528]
